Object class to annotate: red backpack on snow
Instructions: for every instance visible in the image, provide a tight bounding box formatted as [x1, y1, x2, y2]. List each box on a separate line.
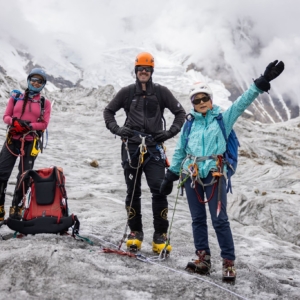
[6, 166, 79, 235]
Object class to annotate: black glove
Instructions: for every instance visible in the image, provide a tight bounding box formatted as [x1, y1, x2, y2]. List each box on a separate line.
[116, 126, 134, 138]
[154, 125, 179, 143]
[154, 130, 173, 143]
[160, 169, 180, 196]
[9, 118, 32, 136]
[254, 60, 284, 92]
[108, 122, 134, 138]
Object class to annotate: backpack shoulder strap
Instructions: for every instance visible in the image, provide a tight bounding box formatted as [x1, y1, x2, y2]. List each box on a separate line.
[38, 96, 45, 121]
[11, 90, 22, 106]
[153, 83, 164, 113]
[40, 96, 45, 109]
[125, 84, 136, 113]
[216, 113, 228, 143]
[54, 167, 67, 200]
[153, 83, 167, 130]
[183, 113, 195, 150]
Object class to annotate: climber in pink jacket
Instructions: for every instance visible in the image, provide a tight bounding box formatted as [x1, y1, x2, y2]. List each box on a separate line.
[0, 68, 51, 221]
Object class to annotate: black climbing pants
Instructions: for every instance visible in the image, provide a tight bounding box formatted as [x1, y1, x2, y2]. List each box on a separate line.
[122, 142, 169, 234]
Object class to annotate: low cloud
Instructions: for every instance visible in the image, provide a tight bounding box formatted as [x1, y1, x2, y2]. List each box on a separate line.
[0, 0, 299, 102]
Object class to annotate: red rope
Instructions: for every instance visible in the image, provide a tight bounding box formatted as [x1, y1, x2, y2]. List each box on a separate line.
[102, 248, 137, 258]
[194, 155, 223, 204]
[20, 138, 26, 200]
[5, 141, 21, 157]
[195, 180, 218, 204]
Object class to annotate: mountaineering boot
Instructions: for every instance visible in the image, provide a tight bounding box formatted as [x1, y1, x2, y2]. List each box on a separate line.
[222, 258, 236, 283]
[9, 206, 23, 220]
[0, 205, 5, 221]
[152, 232, 172, 254]
[186, 250, 211, 275]
[126, 231, 144, 252]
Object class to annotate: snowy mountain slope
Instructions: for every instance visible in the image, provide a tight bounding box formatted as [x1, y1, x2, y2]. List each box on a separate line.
[0, 37, 296, 123]
[0, 86, 300, 299]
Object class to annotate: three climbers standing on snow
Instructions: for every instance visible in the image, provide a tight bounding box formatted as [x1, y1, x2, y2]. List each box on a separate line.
[0, 68, 51, 221]
[0, 55, 284, 283]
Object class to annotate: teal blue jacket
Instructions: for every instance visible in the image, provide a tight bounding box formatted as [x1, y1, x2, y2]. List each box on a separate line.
[169, 83, 263, 178]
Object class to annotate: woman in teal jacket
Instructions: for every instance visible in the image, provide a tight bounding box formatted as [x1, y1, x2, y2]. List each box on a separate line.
[160, 60, 284, 282]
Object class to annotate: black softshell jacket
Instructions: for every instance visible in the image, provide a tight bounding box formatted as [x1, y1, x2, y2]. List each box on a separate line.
[103, 80, 186, 145]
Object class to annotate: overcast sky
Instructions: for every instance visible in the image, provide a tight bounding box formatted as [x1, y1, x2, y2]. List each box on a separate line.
[0, 0, 299, 101]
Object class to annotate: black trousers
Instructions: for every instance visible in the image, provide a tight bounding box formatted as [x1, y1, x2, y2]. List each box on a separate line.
[0, 139, 37, 206]
[122, 143, 168, 234]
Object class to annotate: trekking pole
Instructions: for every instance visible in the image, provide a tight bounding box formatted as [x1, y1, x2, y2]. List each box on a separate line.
[159, 169, 185, 259]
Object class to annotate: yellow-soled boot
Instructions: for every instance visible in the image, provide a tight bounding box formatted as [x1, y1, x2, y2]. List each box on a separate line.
[126, 231, 144, 252]
[152, 232, 172, 254]
[0, 205, 5, 221]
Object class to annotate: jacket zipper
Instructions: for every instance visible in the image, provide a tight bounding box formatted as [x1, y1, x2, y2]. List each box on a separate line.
[143, 96, 147, 129]
[200, 117, 208, 178]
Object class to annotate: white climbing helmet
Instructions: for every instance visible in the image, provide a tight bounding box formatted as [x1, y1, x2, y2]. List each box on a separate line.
[189, 82, 213, 100]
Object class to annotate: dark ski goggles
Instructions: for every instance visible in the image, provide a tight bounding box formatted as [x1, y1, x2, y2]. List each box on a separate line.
[136, 66, 153, 72]
[192, 96, 211, 104]
[30, 77, 44, 84]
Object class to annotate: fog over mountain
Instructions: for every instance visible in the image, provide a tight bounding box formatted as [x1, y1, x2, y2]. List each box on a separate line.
[0, 0, 299, 122]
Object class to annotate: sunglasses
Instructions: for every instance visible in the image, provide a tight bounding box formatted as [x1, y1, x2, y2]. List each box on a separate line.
[30, 77, 44, 84]
[136, 66, 153, 72]
[192, 96, 211, 104]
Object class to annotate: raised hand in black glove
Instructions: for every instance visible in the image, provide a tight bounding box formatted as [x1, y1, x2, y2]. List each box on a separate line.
[264, 60, 285, 81]
[108, 122, 134, 138]
[9, 118, 32, 136]
[160, 169, 180, 196]
[254, 60, 284, 92]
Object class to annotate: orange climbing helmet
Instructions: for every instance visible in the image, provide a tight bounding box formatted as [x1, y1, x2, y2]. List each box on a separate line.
[135, 52, 155, 67]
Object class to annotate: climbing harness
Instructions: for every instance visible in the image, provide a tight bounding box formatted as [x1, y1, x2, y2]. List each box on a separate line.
[179, 154, 225, 213]
[123, 131, 154, 169]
